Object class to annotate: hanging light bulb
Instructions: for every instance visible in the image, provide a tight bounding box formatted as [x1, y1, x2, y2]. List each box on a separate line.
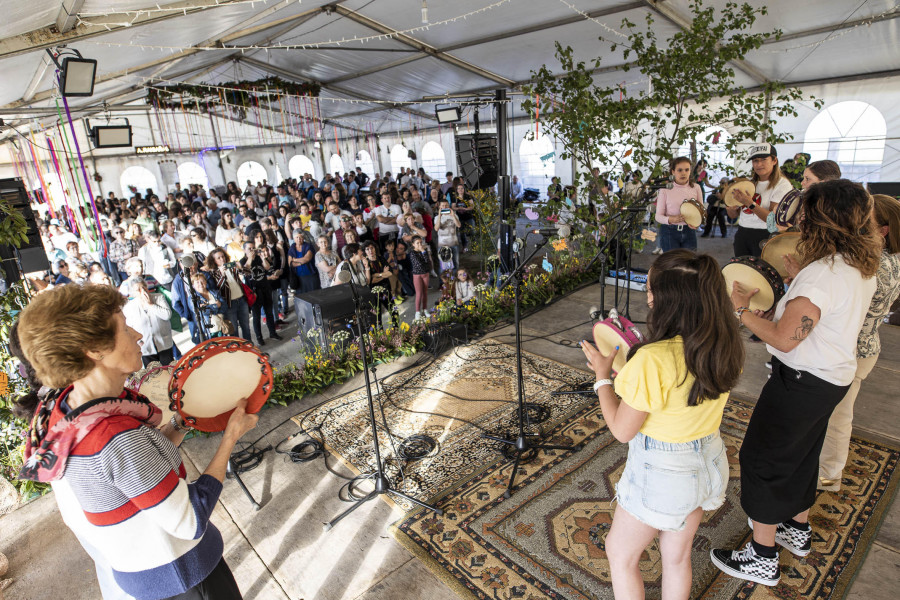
[421, 0, 429, 24]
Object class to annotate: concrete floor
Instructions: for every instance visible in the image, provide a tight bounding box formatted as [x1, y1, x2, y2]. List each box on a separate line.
[1, 232, 898, 599]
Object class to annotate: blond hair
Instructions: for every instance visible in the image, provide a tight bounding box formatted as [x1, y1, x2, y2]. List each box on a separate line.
[17, 284, 126, 388]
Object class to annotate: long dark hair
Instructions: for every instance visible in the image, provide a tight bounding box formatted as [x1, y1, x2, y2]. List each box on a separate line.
[629, 250, 744, 406]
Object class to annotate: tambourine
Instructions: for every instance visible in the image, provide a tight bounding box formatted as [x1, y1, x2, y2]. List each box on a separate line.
[592, 309, 644, 374]
[721, 256, 785, 312]
[774, 189, 803, 228]
[723, 178, 756, 207]
[679, 198, 706, 228]
[167, 337, 273, 432]
[761, 231, 801, 278]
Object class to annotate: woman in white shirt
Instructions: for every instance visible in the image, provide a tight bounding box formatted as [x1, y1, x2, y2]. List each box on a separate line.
[215, 209, 242, 248]
[726, 143, 793, 258]
[712, 179, 882, 586]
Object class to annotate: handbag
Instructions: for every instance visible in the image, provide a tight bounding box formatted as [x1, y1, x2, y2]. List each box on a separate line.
[210, 314, 234, 335]
[240, 282, 257, 306]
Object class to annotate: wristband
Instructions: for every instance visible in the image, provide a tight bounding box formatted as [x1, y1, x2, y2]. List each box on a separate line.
[734, 306, 750, 321]
[593, 379, 614, 392]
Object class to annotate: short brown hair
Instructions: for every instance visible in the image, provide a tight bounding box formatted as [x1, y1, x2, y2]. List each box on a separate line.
[806, 160, 841, 182]
[17, 284, 126, 388]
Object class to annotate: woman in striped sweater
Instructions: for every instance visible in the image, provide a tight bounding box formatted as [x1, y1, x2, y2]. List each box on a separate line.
[15, 284, 258, 600]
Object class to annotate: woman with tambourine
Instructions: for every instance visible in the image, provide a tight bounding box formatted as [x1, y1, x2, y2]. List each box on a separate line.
[711, 179, 882, 586]
[13, 284, 258, 599]
[726, 143, 793, 258]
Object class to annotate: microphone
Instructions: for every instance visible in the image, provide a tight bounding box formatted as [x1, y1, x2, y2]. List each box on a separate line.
[530, 223, 571, 238]
[335, 261, 352, 284]
[180, 254, 195, 271]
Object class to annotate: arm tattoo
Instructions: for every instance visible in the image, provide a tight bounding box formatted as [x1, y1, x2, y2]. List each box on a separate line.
[790, 315, 815, 341]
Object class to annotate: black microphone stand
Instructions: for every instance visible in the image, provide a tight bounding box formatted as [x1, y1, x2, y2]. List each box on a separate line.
[325, 269, 442, 530]
[482, 234, 579, 498]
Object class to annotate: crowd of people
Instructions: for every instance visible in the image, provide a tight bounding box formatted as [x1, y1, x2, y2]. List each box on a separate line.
[33, 167, 486, 356]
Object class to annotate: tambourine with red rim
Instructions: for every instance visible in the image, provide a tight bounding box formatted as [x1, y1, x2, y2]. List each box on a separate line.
[168, 337, 273, 432]
[721, 256, 785, 313]
[592, 309, 644, 374]
[774, 189, 803, 228]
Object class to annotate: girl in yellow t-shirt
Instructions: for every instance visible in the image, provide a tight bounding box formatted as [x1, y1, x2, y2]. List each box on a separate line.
[581, 249, 744, 600]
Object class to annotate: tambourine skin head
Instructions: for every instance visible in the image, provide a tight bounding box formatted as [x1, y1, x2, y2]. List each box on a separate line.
[722, 256, 786, 313]
[168, 337, 274, 432]
[723, 178, 756, 207]
[679, 199, 706, 228]
[761, 232, 801, 278]
[592, 317, 643, 374]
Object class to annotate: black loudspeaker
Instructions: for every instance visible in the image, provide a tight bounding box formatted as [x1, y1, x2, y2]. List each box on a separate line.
[294, 284, 376, 347]
[0, 178, 49, 278]
[867, 182, 900, 197]
[455, 134, 499, 190]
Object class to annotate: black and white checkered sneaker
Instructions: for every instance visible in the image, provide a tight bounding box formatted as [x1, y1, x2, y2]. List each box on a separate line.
[710, 542, 780, 586]
[748, 517, 811, 557]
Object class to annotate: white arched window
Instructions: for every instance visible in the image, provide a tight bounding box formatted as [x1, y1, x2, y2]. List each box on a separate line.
[289, 155, 316, 180]
[355, 150, 375, 182]
[329, 154, 345, 176]
[236, 161, 268, 187]
[120, 166, 159, 198]
[519, 134, 555, 195]
[177, 161, 209, 190]
[390, 144, 412, 175]
[421, 141, 447, 180]
[803, 101, 886, 184]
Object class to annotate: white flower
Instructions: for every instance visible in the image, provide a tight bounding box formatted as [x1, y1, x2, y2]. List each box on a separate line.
[371, 285, 386, 295]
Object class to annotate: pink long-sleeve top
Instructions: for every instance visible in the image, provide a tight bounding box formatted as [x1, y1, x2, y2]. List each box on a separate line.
[655, 183, 703, 225]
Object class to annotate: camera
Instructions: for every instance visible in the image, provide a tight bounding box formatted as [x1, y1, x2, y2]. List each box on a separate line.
[440, 208, 451, 215]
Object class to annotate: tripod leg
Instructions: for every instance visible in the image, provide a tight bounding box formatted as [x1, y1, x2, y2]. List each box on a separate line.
[482, 433, 516, 446]
[533, 442, 581, 452]
[323, 490, 378, 531]
[505, 453, 523, 499]
[227, 459, 261, 511]
[387, 490, 443, 515]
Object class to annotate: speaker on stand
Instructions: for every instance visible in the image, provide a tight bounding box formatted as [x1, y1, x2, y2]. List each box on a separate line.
[0, 178, 50, 283]
[455, 133, 499, 190]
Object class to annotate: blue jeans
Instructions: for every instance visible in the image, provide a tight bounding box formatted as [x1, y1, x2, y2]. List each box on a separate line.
[658, 223, 697, 252]
[224, 296, 252, 341]
[276, 279, 290, 315]
[616, 432, 728, 531]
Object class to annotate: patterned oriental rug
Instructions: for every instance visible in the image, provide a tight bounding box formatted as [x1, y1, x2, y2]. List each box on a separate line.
[391, 397, 900, 600]
[291, 339, 597, 511]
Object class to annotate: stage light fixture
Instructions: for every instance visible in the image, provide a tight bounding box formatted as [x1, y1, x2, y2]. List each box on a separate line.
[435, 105, 461, 124]
[60, 57, 97, 97]
[90, 123, 133, 149]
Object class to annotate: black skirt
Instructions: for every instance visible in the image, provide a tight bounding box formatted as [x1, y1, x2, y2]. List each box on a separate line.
[739, 356, 850, 524]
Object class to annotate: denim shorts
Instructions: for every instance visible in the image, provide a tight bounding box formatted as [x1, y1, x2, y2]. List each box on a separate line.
[615, 431, 728, 531]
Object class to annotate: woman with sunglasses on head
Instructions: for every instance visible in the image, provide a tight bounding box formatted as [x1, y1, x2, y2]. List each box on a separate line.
[581, 249, 744, 600]
[712, 179, 882, 586]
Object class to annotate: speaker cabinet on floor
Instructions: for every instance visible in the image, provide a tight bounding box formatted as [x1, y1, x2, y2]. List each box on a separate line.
[455, 134, 499, 190]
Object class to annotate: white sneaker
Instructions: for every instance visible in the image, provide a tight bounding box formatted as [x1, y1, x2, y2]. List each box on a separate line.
[414, 311, 421, 320]
[652, 247, 663, 255]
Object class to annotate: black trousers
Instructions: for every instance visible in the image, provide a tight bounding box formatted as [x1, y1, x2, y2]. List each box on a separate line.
[142, 347, 174, 367]
[739, 357, 848, 524]
[702, 206, 728, 237]
[732, 226, 769, 258]
[163, 558, 242, 600]
[250, 287, 277, 342]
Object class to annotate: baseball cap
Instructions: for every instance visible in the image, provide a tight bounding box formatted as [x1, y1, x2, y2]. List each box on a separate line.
[747, 143, 777, 162]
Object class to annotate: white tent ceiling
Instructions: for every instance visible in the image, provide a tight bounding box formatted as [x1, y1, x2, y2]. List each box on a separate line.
[0, 0, 898, 137]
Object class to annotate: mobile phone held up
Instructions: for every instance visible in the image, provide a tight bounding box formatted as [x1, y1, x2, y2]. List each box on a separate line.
[440, 208, 451, 215]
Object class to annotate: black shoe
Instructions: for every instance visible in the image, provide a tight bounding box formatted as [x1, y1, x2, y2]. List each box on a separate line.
[270, 333, 283, 341]
[276, 319, 287, 326]
[710, 542, 780, 586]
[256, 339, 266, 347]
[749, 518, 811, 557]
